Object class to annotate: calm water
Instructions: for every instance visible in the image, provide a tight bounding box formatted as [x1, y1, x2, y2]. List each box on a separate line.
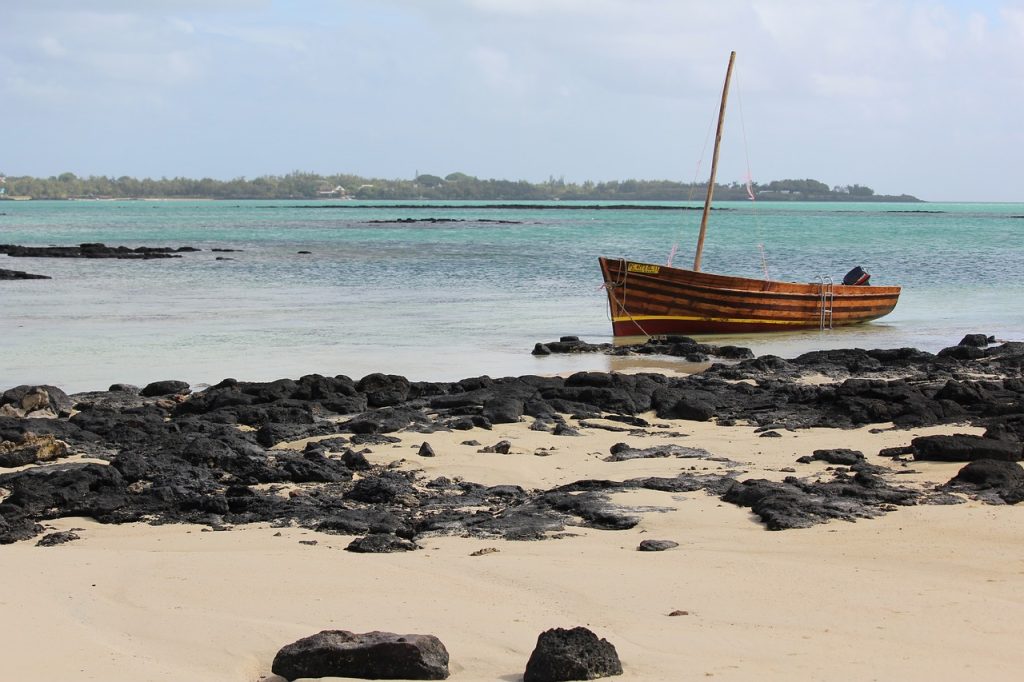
[2, 199, 1023, 393]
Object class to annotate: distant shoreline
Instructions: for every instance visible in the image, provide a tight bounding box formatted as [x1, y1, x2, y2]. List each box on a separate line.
[1, 196, 926, 204]
[0, 173, 921, 203]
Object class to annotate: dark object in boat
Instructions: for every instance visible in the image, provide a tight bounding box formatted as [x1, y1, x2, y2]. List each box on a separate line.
[843, 266, 871, 286]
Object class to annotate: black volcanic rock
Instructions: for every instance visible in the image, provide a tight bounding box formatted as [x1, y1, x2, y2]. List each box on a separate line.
[2, 384, 73, 415]
[357, 373, 411, 407]
[36, 530, 81, 546]
[482, 396, 524, 423]
[0, 515, 43, 545]
[604, 443, 713, 462]
[948, 459, 1024, 489]
[938, 345, 987, 360]
[0, 433, 69, 467]
[959, 333, 994, 348]
[271, 630, 449, 680]
[534, 336, 753, 363]
[0, 268, 50, 280]
[340, 448, 372, 471]
[539, 490, 639, 530]
[656, 391, 715, 421]
[721, 468, 919, 530]
[140, 380, 191, 397]
[345, 533, 420, 553]
[1, 463, 129, 520]
[346, 406, 426, 434]
[946, 459, 1024, 504]
[523, 627, 622, 682]
[0, 243, 201, 259]
[2, 335, 1023, 545]
[792, 348, 883, 374]
[912, 434, 1023, 462]
[796, 448, 865, 465]
[278, 451, 353, 483]
[345, 472, 416, 504]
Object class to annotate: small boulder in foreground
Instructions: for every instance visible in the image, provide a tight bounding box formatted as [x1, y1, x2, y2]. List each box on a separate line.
[345, 533, 419, 553]
[36, 530, 80, 547]
[140, 379, 191, 397]
[912, 434, 1022, 462]
[271, 629, 450, 680]
[1, 384, 73, 416]
[958, 333, 993, 347]
[946, 459, 1024, 504]
[0, 433, 69, 468]
[524, 626, 623, 682]
[949, 459, 1024, 489]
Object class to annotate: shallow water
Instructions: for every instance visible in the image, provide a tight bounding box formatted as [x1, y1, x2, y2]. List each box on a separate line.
[2, 199, 1022, 392]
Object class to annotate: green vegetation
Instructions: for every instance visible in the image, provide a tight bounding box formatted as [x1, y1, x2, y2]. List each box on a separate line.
[0, 171, 920, 202]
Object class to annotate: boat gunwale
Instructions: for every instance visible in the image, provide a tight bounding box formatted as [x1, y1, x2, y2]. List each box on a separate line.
[599, 257, 902, 299]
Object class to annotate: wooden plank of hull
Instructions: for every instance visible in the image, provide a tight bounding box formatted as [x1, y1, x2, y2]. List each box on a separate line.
[599, 257, 901, 336]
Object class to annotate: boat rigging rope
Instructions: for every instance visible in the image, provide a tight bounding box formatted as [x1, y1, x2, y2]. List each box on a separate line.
[601, 259, 652, 339]
[735, 71, 770, 280]
[667, 103, 718, 268]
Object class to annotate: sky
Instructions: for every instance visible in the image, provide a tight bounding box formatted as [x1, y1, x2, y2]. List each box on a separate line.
[1, 0, 1022, 201]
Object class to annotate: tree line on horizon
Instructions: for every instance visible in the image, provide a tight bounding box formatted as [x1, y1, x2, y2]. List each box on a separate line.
[0, 171, 920, 202]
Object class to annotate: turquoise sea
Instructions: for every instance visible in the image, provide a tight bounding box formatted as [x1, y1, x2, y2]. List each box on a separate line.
[2, 200, 1023, 393]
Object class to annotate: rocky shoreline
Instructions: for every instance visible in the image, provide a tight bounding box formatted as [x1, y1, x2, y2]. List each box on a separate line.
[0, 242, 225, 280]
[0, 243, 202, 259]
[0, 267, 50, 280]
[2, 333, 1021, 548]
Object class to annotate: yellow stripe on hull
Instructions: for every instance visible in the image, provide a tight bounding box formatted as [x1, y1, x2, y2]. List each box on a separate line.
[611, 314, 811, 327]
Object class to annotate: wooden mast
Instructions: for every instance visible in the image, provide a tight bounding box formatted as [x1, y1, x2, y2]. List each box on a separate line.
[693, 51, 736, 272]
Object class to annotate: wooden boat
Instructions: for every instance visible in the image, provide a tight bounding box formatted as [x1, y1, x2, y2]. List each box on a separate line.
[598, 258, 901, 335]
[598, 52, 900, 337]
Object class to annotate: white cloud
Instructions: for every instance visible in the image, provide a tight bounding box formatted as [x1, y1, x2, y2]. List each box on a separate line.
[37, 36, 68, 58]
[471, 46, 528, 94]
[1001, 6, 1024, 35]
[170, 18, 197, 35]
[810, 73, 890, 99]
[1, 0, 1023, 199]
[3, 10, 210, 89]
[199, 24, 312, 54]
[966, 12, 989, 43]
[463, 0, 622, 17]
[909, 4, 955, 59]
[4, 74, 72, 103]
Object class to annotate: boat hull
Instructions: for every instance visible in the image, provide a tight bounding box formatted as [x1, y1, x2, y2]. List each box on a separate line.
[598, 257, 901, 336]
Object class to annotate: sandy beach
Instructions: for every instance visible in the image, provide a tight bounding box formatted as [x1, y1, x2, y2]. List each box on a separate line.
[3, 412, 1022, 682]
